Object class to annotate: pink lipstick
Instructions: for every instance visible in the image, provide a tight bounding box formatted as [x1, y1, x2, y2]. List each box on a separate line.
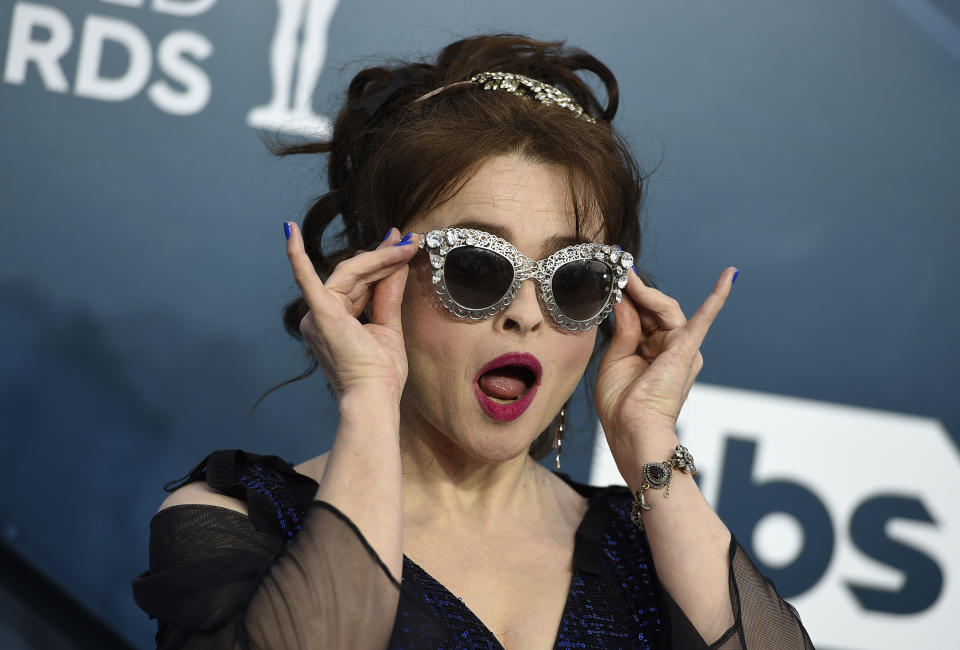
[473, 353, 542, 422]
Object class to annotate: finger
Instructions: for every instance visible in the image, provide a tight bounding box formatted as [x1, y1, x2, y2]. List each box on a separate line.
[332, 255, 415, 298]
[377, 227, 399, 248]
[368, 233, 419, 330]
[352, 228, 403, 312]
[326, 232, 417, 292]
[625, 271, 687, 330]
[369, 263, 409, 331]
[605, 290, 645, 362]
[354, 230, 396, 257]
[683, 267, 737, 345]
[359, 228, 401, 319]
[285, 221, 340, 315]
[638, 313, 662, 338]
[326, 232, 419, 313]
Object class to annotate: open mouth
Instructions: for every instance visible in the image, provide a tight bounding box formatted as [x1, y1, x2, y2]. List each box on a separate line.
[477, 365, 537, 402]
[473, 353, 542, 421]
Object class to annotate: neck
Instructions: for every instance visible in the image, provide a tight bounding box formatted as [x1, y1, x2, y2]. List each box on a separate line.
[398, 421, 557, 531]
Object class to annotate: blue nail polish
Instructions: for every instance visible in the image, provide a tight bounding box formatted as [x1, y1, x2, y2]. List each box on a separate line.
[395, 240, 413, 246]
[394, 231, 413, 246]
[632, 264, 638, 275]
[732, 269, 740, 284]
[383, 229, 393, 241]
[283, 222, 291, 240]
[615, 245, 622, 251]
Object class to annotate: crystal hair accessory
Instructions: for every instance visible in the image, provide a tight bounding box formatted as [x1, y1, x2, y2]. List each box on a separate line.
[629, 445, 697, 530]
[415, 71, 597, 123]
[418, 227, 631, 331]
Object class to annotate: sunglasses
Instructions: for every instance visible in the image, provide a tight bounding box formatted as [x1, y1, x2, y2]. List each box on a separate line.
[416, 228, 633, 331]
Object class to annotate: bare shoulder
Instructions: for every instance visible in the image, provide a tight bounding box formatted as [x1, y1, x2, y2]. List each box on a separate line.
[293, 451, 330, 484]
[156, 451, 330, 516]
[158, 481, 248, 515]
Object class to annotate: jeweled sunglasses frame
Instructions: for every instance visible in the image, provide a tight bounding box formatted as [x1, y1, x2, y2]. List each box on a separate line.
[417, 227, 634, 331]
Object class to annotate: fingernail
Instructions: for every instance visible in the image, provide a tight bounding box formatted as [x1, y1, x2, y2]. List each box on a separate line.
[383, 228, 393, 241]
[632, 264, 638, 275]
[615, 245, 622, 251]
[732, 268, 740, 284]
[283, 222, 291, 240]
[394, 231, 413, 246]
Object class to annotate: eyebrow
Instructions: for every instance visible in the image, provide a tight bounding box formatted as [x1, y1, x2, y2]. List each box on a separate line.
[448, 219, 583, 255]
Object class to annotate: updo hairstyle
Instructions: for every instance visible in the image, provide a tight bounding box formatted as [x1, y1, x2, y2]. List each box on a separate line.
[273, 34, 649, 458]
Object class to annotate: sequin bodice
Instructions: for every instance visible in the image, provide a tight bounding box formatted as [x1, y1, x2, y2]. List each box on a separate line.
[145, 451, 668, 648]
[390, 486, 665, 649]
[135, 451, 815, 650]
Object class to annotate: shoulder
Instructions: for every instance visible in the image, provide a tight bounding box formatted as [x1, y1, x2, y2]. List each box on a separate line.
[159, 480, 247, 515]
[554, 471, 633, 506]
[558, 479, 654, 581]
[293, 452, 330, 483]
[156, 450, 328, 540]
[158, 451, 330, 514]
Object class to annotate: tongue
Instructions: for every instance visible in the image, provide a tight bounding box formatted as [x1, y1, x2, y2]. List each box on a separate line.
[478, 368, 529, 400]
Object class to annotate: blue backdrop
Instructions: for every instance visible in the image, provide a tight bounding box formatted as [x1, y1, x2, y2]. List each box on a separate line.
[1, 1, 957, 647]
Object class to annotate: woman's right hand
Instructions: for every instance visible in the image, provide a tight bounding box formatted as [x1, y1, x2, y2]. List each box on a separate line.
[285, 223, 418, 399]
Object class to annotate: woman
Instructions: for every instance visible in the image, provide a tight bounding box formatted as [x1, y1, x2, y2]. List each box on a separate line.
[133, 35, 814, 649]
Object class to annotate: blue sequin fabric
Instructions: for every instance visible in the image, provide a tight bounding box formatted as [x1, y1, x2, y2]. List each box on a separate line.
[391, 484, 666, 649]
[171, 451, 667, 649]
[553, 491, 665, 650]
[167, 449, 319, 541]
[235, 461, 305, 539]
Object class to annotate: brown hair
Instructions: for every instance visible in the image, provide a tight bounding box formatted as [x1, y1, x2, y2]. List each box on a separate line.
[271, 34, 649, 458]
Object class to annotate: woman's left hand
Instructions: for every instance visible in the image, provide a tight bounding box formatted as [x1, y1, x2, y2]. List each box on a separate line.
[595, 267, 737, 483]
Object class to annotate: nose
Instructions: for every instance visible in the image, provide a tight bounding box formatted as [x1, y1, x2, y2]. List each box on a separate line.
[496, 279, 544, 333]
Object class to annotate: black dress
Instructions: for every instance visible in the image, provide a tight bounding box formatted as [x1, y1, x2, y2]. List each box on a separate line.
[132, 450, 814, 649]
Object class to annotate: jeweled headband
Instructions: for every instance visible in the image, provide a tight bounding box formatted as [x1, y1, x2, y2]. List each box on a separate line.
[415, 71, 597, 123]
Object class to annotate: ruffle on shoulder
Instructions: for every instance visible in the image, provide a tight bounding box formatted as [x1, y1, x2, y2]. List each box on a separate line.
[163, 450, 319, 541]
[134, 452, 409, 649]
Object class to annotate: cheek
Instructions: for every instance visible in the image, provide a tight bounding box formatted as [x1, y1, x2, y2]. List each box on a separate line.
[401, 263, 466, 383]
[402, 260, 450, 340]
[548, 330, 597, 398]
[565, 327, 598, 364]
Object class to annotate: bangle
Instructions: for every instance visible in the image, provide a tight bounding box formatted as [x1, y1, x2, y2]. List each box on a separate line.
[629, 444, 697, 529]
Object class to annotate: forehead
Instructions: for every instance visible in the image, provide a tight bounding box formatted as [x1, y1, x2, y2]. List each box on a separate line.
[409, 155, 607, 251]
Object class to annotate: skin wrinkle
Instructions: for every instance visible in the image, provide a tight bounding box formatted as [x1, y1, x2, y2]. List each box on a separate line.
[141, 33, 808, 646]
[437, 152, 608, 246]
[398, 155, 594, 527]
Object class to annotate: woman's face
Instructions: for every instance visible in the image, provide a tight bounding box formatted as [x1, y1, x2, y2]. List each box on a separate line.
[400, 155, 601, 464]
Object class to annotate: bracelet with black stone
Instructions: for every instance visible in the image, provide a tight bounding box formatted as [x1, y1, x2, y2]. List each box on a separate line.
[629, 444, 697, 530]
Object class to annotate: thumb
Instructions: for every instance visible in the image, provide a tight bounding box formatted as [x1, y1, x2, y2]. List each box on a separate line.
[370, 263, 409, 331]
[604, 292, 643, 364]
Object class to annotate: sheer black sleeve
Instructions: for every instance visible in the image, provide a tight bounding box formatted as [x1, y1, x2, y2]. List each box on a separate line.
[132, 452, 403, 650]
[133, 455, 813, 649]
[664, 536, 815, 650]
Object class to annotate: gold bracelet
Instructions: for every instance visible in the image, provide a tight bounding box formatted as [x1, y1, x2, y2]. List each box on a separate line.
[629, 444, 697, 529]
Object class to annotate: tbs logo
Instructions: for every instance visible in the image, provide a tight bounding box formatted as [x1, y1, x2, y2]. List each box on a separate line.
[591, 384, 958, 650]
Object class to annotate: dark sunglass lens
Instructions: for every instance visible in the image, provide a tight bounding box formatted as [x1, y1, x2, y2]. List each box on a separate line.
[552, 260, 613, 321]
[444, 247, 515, 310]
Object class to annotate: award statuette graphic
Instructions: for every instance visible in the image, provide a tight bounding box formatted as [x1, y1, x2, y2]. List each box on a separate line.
[246, 0, 339, 137]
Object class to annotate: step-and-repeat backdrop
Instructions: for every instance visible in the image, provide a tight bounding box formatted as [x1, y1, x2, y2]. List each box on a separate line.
[2, 1, 957, 648]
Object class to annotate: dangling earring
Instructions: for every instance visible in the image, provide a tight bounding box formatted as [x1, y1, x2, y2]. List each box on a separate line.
[553, 407, 565, 470]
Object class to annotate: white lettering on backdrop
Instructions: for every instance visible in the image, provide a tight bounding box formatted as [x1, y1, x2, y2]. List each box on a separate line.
[3, 2, 215, 114]
[1, 0, 316, 123]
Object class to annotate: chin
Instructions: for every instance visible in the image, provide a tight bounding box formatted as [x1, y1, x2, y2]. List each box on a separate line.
[453, 425, 543, 465]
